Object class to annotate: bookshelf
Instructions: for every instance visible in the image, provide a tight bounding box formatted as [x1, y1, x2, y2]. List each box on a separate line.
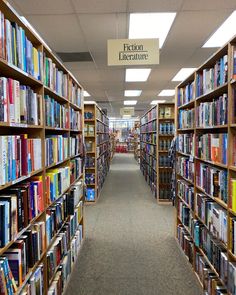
[0, 1, 85, 294]
[133, 122, 140, 163]
[84, 102, 110, 203]
[109, 133, 116, 163]
[175, 36, 236, 294]
[140, 103, 175, 202]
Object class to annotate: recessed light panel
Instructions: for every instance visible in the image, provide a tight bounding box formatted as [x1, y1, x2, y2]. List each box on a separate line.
[124, 90, 142, 97]
[203, 11, 236, 47]
[129, 13, 176, 48]
[158, 90, 175, 96]
[150, 100, 166, 105]
[172, 68, 196, 81]
[125, 69, 151, 82]
[124, 100, 137, 105]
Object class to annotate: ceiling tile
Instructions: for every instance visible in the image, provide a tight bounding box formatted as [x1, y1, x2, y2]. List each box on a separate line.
[128, 0, 184, 12]
[182, 0, 236, 10]
[71, 0, 127, 13]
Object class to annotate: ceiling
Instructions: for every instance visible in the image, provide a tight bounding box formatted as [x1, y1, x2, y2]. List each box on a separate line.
[8, 0, 236, 117]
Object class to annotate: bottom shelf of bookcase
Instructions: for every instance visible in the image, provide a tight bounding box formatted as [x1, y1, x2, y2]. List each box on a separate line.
[62, 239, 84, 295]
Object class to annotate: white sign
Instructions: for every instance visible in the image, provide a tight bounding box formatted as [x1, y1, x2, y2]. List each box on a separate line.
[107, 39, 159, 66]
[120, 107, 135, 116]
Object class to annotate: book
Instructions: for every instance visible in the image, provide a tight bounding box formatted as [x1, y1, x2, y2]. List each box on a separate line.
[178, 109, 194, 129]
[177, 81, 194, 107]
[177, 133, 194, 155]
[70, 108, 82, 131]
[45, 135, 69, 167]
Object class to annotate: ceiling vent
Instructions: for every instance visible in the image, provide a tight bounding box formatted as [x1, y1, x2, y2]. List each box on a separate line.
[57, 52, 93, 62]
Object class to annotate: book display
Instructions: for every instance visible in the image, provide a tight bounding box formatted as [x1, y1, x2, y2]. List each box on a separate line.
[84, 102, 110, 203]
[0, 1, 85, 294]
[109, 133, 116, 163]
[175, 36, 236, 294]
[140, 103, 175, 202]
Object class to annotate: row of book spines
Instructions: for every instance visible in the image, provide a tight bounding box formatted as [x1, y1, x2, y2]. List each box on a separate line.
[195, 162, 228, 203]
[44, 95, 69, 129]
[178, 109, 195, 129]
[159, 106, 174, 119]
[0, 77, 41, 125]
[176, 134, 194, 155]
[177, 82, 194, 106]
[196, 94, 228, 127]
[177, 157, 194, 181]
[0, 12, 42, 80]
[0, 135, 42, 186]
[177, 226, 228, 294]
[196, 54, 228, 96]
[195, 133, 228, 165]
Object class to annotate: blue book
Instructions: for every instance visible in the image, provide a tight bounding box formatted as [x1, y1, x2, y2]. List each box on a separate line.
[29, 183, 36, 218]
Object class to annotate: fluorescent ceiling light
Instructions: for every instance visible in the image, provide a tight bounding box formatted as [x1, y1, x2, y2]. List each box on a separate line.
[123, 115, 132, 118]
[84, 100, 96, 104]
[124, 100, 137, 105]
[172, 68, 196, 81]
[125, 69, 151, 82]
[203, 11, 236, 47]
[151, 100, 166, 105]
[124, 90, 142, 97]
[129, 13, 176, 48]
[84, 91, 90, 97]
[158, 89, 175, 96]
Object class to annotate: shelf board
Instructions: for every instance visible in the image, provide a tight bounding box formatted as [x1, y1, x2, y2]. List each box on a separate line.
[69, 101, 82, 111]
[70, 153, 82, 159]
[195, 157, 227, 169]
[46, 157, 70, 170]
[159, 117, 175, 121]
[196, 125, 228, 130]
[45, 126, 69, 131]
[140, 130, 157, 134]
[177, 128, 194, 132]
[0, 57, 43, 87]
[177, 174, 194, 185]
[177, 100, 195, 110]
[44, 85, 68, 104]
[84, 119, 95, 123]
[177, 151, 193, 157]
[159, 150, 169, 153]
[229, 166, 236, 172]
[86, 183, 95, 186]
[85, 135, 95, 138]
[195, 185, 227, 209]
[86, 151, 95, 154]
[0, 168, 43, 192]
[230, 124, 236, 128]
[85, 167, 95, 170]
[228, 208, 236, 216]
[159, 134, 174, 137]
[0, 122, 44, 129]
[195, 83, 228, 102]
[177, 195, 194, 213]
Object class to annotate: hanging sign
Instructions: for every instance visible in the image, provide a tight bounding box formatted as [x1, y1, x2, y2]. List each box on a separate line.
[120, 107, 135, 116]
[107, 38, 159, 66]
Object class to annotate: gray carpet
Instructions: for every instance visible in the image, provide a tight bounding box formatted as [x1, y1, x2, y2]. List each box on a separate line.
[65, 154, 202, 295]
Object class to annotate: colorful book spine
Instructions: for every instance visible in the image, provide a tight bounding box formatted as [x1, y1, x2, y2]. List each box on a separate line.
[70, 108, 82, 131]
[229, 178, 236, 213]
[178, 109, 194, 129]
[159, 122, 174, 134]
[177, 81, 194, 107]
[177, 180, 194, 211]
[70, 157, 83, 184]
[196, 54, 228, 97]
[45, 135, 69, 167]
[177, 133, 194, 155]
[69, 80, 82, 108]
[195, 133, 228, 164]
[196, 162, 228, 203]
[196, 94, 228, 127]
[177, 156, 194, 182]
[44, 56, 68, 98]
[44, 95, 69, 129]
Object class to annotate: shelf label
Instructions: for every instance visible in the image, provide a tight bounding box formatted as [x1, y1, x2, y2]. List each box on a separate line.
[107, 39, 159, 66]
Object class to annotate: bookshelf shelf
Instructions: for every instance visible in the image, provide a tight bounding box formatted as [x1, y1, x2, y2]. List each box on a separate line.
[177, 174, 194, 185]
[177, 151, 193, 157]
[175, 37, 236, 294]
[0, 2, 85, 293]
[140, 103, 174, 202]
[195, 82, 228, 102]
[196, 125, 228, 130]
[84, 102, 110, 203]
[195, 157, 228, 169]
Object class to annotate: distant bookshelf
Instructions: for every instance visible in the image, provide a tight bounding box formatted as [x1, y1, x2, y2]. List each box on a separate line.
[175, 36, 236, 294]
[0, 1, 85, 294]
[84, 102, 110, 203]
[140, 103, 175, 202]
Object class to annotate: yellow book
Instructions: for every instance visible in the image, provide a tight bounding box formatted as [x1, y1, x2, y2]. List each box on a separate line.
[33, 47, 39, 78]
[52, 137, 58, 163]
[46, 171, 58, 199]
[232, 179, 236, 213]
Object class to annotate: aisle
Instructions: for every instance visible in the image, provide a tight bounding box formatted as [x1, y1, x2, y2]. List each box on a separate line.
[65, 154, 202, 295]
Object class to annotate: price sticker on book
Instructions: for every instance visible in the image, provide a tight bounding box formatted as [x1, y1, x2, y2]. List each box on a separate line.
[189, 155, 194, 162]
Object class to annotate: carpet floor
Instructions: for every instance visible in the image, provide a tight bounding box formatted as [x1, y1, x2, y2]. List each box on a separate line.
[64, 153, 202, 295]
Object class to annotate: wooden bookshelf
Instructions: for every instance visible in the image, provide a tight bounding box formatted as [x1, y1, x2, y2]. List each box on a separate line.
[109, 133, 116, 163]
[140, 104, 175, 202]
[175, 36, 236, 294]
[84, 102, 110, 203]
[0, 1, 85, 294]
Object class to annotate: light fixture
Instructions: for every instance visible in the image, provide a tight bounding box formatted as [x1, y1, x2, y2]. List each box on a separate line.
[123, 115, 132, 118]
[151, 100, 166, 105]
[172, 68, 196, 81]
[125, 69, 151, 82]
[124, 100, 137, 105]
[83, 91, 90, 97]
[129, 13, 176, 48]
[203, 10, 236, 47]
[124, 90, 142, 97]
[158, 90, 175, 96]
